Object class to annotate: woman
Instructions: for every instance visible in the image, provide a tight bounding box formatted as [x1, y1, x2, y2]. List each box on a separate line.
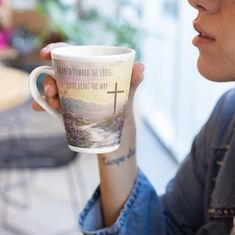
[33, 0, 235, 234]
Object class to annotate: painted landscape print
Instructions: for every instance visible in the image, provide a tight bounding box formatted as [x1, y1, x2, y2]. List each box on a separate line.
[54, 59, 133, 150]
[61, 95, 126, 148]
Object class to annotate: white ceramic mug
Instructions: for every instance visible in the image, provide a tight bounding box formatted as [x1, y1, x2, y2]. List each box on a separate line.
[29, 45, 135, 154]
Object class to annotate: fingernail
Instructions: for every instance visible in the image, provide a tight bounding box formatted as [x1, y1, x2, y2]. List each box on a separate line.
[42, 46, 50, 54]
[48, 97, 54, 104]
[140, 64, 145, 71]
[45, 84, 50, 95]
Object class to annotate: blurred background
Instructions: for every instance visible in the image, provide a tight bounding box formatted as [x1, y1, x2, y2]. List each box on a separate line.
[0, 0, 235, 234]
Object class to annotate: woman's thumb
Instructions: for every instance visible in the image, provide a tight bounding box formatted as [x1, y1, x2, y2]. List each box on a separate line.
[129, 63, 144, 97]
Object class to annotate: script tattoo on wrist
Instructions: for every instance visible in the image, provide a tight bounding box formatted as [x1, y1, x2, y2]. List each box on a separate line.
[103, 148, 136, 167]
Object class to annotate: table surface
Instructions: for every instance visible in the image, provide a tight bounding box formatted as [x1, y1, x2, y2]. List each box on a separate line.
[0, 65, 30, 112]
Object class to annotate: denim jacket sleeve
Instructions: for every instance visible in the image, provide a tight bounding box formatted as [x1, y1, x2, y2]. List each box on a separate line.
[79, 169, 167, 235]
[79, 91, 230, 235]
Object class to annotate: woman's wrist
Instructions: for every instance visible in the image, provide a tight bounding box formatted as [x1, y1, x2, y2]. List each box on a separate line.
[97, 116, 138, 226]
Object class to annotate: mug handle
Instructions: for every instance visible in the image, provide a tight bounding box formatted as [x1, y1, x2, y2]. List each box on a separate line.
[29, 66, 64, 126]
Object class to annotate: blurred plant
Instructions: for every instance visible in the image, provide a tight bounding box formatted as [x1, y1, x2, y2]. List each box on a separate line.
[105, 0, 144, 59]
[36, 0, 144, 60]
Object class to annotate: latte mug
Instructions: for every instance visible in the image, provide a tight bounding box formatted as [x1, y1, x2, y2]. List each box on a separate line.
[29, 45, 135, 154]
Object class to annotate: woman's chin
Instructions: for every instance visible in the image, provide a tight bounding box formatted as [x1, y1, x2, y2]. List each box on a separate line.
[197, 59, 234, 82]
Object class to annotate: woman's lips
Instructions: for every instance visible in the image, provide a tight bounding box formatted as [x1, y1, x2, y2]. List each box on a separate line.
[193, 22, 215, 47]
[193, 34, 215, 46]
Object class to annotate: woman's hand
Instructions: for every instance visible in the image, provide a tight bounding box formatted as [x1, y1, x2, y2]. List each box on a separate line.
[32, 43, 68, 112]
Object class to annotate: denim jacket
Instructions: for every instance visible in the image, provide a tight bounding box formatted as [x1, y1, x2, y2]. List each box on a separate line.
[79, 88, 235, 235]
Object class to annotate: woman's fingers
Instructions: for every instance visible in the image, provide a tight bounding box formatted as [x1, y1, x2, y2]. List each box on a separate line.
[32, 96, 60, 111]
[129, 62, 144, 96]
[46, 95, 61, 110]
[32, 101, 44, 111]
[40, 42, 69, 60]
[43, 75, 58, 98]
[33, 42, 67, 112]
[32, 75, 61, 111]
[43, 75, 61, 109]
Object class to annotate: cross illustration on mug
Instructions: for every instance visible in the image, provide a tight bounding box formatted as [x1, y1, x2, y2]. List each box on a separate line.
[107, 82, 125, 114]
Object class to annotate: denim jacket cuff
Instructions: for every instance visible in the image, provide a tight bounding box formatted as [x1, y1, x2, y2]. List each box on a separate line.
[79, 168, 143, 235]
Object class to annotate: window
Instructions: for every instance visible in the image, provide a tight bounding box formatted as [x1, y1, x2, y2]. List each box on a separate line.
[137, 0, 235, 162]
